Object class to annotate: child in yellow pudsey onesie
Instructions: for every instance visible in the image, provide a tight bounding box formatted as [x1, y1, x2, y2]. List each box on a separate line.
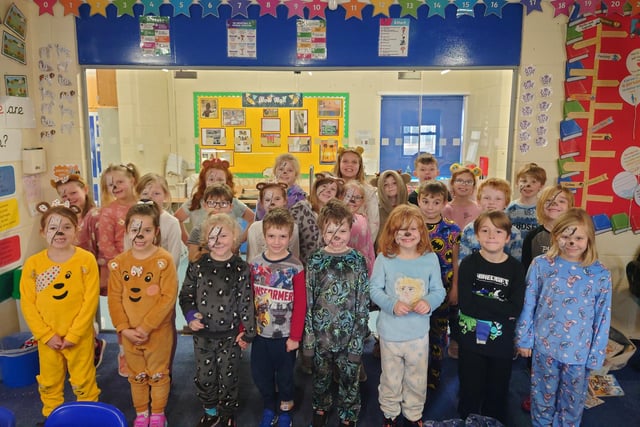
[20, 203, 100, 420]
[108, 202, 177, 427]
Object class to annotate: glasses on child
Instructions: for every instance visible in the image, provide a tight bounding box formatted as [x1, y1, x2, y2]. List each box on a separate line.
[454, 179, 474, 185]
[205, 200, 230, 208]
[347, 196, 364, 202]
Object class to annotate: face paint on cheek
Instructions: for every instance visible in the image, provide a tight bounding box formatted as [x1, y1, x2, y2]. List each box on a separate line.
[46, 215, 63, 244]
[264, 191, 273, 207]
[129, 219, 143, 241]
[207, 226, 222, 250]
[557, 226, 577, 249]
[343, 187, 355, 204]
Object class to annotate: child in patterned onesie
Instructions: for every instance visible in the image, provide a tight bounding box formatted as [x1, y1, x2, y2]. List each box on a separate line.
[516, 208, 611, 427]
[304, 199, 369, 427]
[20, 203, 100, 422]
[108, 202, 178, 427]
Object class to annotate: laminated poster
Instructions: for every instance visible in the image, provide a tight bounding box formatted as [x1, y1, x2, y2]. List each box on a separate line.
[296, 19, 327, 61]
[379, 18, 410, 57]
[227, 20, 257, 59]
[139, 16, 171, 57]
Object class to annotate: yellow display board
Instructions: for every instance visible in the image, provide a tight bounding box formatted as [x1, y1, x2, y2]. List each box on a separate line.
[193, 92, 349, 176]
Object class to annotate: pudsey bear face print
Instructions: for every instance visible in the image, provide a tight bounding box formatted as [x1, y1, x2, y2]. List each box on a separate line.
[51, 271, 72, 300]
[35, 265, 72, 301]
[117, 262, 163, 303]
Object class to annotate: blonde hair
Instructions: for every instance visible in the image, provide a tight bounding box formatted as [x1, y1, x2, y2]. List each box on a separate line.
[333, 147, 365, 183]
[536, 185, 575, 224]
[547, 208, 597, 266]
[414, 152, 438, 168]
[99, 163, 140, 207]
[200, 213, 241, 250]
[477, 178, 512, 206]
[377, 204, 432, 257]
[274, 154, 300, 180]
[376, 170, 409, 214]
[136, 173, 171, 207]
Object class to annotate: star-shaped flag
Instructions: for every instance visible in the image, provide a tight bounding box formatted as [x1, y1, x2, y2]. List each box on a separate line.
[484, 0, 507, 18]
[112, 0, 136, 17]
[371, 0, 392, 17]
[307, 0, 327, 18]
[426, 0, 447, 18]
[341, 0, 367, 20]
[549, 0, 573, 17]
[285, 0, 306, 18]
[141, 0, 162, 15]
[35, 0, 57, 15]
[201, 0, 223, 17]
[575, 0, 596, 15]
[397, 0, 420, 18]
[230, 0, 252, 17]
[520, 0, 543, 15]
[454, 0, 475, 17]
[171, 0, 193, 17]
[62, 0, 83, 17]
[603, 0, 624, 15]
[257, 0, 280, 17]
[86, 0, 109, 16]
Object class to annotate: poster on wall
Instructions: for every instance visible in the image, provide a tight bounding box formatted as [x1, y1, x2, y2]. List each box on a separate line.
[200, 98, 218, 118]
[290, 109, 308, 134]
[234, 128, 252, 152]
[319, 139, 338, 164]
[227, 19, 257, 59]
[4, 75, 27, 97]
[379, 18, 410, 58]
[201, 128, 225, 146]
[222, 108, 246, 126]
[2, 31, 25, 64]
[261, 133, 281, 147]
[4, 3, 26, 40]
[561, 8, 640, 232]
[296, 19, 327, 61]
[139, 16, 171, 57]
[288, 136, 311, 153]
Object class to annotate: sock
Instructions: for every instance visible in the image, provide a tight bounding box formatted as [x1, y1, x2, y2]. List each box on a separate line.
[205, 407, 218, 417]
[136, 411, 149, 417]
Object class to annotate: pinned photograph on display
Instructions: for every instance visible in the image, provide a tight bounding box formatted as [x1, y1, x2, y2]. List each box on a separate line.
[5, 3, 26, 40]
[200, 98, 218, 118]
[201, 149, 234, 166]
[318, 99, 342, 117]
[4, 74, 27, 97]
[263, 108, 279, 117]
[261, 133, 281, 147]
[290, 109, 308, 135]
[319, 119, 339, 136]
[201, 128, 226, 146]
[222, 108, 246, 126]
[319, 139, 338, 164]
[261, 118, 280, 133]
[288, 136, 311, 153]
[2, 31, 25, 64]
[234, 128, 252, 152]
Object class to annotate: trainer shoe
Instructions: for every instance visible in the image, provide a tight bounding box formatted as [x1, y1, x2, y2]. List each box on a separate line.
[149, 414, 167, 427]
[94, 338, 107, 368]
[259, 409, 277, 427]
[196, 413, 220, 427]
[383, 417, 398, 427]
[133, 413, 150, 427]
[278, 412, 292, 427]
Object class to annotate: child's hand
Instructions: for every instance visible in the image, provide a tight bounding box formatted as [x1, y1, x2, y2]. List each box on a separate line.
[134, 326, 149, 341]
[235, 332, 247, 350]
[122, 328, 148, 345]
[393, 301, 413, 316]
[60, 339, 76, 350]
[286, 339, 299, 352]
[517, 347, 532, 358]
[447, 287, 459, 306]
[46, 334, 64, 350]
[188, 319, 205, 331]
[413, 299, 431, 315]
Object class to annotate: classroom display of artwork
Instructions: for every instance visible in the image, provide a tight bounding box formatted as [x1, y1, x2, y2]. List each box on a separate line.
[194, 92, 348, 174]
[561, 7, 640, 234]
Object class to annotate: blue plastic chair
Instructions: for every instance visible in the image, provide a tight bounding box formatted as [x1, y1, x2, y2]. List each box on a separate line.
[44, 402, 127, 427]
[0, 407, 16, 427]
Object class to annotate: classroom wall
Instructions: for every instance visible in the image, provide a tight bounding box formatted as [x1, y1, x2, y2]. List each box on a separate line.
[1, 5, 638, 337]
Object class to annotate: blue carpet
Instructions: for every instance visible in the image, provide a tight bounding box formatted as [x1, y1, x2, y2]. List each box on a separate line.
[1, 333, 639, 426]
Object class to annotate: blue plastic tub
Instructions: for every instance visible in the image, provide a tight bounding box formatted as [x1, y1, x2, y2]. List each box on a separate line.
[0, 332, 39, 388]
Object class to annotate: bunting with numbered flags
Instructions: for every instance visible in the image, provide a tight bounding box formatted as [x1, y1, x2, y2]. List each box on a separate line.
[28, 0, 640, 20]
